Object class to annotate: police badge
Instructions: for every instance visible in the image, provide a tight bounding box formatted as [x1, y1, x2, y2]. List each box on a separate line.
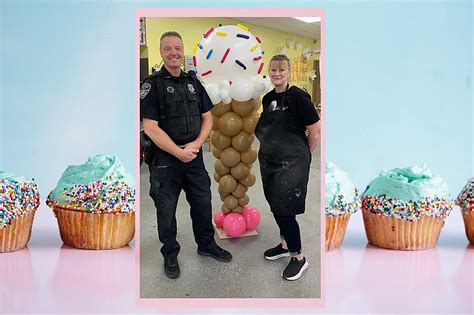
[140, 83, 151, 99]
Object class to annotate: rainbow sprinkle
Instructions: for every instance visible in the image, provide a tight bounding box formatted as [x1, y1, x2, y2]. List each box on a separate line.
[204, 27, 214, 38]
[192, 43, 199, 54]
[236, 34, 249, 39]
[456, 179, 473, 212]
[0, 179, 40, 229]
[326, 189, 361, 217]
[206, 48, 214, 59]
[201, 70, 212, 76]
[237, 24, 249, 31]
[258, 62, 264, 74]
[362, 194, 453, 221]
[235, 60, 247, 70]
[221, 48, 230, 63]
[46, 176, 135, 214]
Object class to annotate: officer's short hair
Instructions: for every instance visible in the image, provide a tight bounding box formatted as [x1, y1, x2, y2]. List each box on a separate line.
[160, 31, 183, 48]
[269, 54, 291, 73]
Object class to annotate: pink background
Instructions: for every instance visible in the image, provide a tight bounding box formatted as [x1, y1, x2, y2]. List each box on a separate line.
[135, 7, 326, 309]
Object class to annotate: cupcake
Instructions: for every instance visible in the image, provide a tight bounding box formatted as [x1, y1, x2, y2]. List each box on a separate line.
[46, 155, 135, 250]
[362, 164, 453, 250]
[456, 178, 473, 245]
[325, 162, 360, 251]
[0, 172, 40, 253]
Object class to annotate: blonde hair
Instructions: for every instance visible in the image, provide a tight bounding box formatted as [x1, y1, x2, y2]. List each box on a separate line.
[269, 54, 291, 72]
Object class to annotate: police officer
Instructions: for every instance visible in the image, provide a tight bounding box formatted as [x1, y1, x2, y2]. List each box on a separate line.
[140, 31, 232, 279]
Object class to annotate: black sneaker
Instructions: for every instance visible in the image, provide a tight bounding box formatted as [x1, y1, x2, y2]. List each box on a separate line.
[164, 256, 180, 279]
[264, 244, 290, 260]
[197, 245, 232, 262]
[282, 257, 308, 281]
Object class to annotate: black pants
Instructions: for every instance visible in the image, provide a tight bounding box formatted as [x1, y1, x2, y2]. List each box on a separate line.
[273, 214, 302, 255]
[149, 150, 215, 258]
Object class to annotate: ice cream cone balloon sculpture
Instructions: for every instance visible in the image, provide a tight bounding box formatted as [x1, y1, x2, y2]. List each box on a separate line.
[194, 24, 269, 236]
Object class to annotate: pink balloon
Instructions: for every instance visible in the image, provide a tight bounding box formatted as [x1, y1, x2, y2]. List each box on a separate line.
[213, 211, 226, 228]
[223, 213, 247, 237]
[242, 205, 261, 230]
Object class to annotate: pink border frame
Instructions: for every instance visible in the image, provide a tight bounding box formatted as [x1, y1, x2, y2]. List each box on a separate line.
[135, 8, 325, 309]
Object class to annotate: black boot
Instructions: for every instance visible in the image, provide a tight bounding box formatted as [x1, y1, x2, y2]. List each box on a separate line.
[164, 256, 180, 279]
[197, 245, 232, 262]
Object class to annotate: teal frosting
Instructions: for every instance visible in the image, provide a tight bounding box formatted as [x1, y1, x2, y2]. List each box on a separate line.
[48, 154, 134, 204]
[325, 162, 356, 207]
[363, 164, 449, 202]
[325, 162, 359, 216]
[0, 172, 34, 185]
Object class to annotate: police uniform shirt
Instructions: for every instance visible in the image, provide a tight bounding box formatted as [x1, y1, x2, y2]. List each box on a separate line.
[140, 67, 213, 122]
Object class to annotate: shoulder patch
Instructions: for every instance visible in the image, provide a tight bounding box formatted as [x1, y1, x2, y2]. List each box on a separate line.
[140, 82, 152, 99]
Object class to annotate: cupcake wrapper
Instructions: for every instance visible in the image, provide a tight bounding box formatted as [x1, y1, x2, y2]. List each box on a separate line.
[362, 208, 444, 250]
[325, 213, 350, 251]
[461, 207, 474, 245]
[0, 210, 36, 253]
[53, 206, 135, 250]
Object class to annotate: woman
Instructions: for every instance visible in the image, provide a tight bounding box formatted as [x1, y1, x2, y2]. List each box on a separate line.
[255, 54, 321, 281]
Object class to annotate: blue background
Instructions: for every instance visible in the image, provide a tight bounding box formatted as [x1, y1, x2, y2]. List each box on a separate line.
[324, 1, 472, 194]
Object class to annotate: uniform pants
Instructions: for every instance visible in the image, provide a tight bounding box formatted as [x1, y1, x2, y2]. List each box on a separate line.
[149, 150, 215, 258]
[273, 214, 302, 255]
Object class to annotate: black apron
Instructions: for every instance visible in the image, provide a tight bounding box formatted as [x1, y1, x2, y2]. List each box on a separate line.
[255, 86, 311, 216]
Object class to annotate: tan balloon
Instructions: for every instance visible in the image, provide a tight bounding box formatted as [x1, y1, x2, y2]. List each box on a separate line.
[231, 183, 246, 199]
[212, 115, 219, 130]
[239, 172, 256, 188]
[211, 101, 231, 117]
[211, 130, 231, 150]
[224, 195, 239, 209]
[213, 172, 221, 183]
[231, 131, 252, 152]
[218, 112, 243, 137]
[231, 99, 255, 117]
[214, 159, 230, 176]
[232, 205, 244, 213]
[254, 100, 261, 111]
[242, 111, 259, 134]
[211, 146, 222, 159]
[220, 147, 241, 168]
[230, 162, 250, 180]
[219, 175, 238, 193]
[218, 185, 230, 197]
[222, 204, 231, 214]
[220, 194, 225, 202]
[238, 194, 249, 206]
[240, 148, 257, 165]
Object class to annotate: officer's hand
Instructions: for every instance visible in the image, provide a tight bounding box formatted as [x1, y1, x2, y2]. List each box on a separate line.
[177, 147, 199, 163]
[183, 141, 201, 151]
